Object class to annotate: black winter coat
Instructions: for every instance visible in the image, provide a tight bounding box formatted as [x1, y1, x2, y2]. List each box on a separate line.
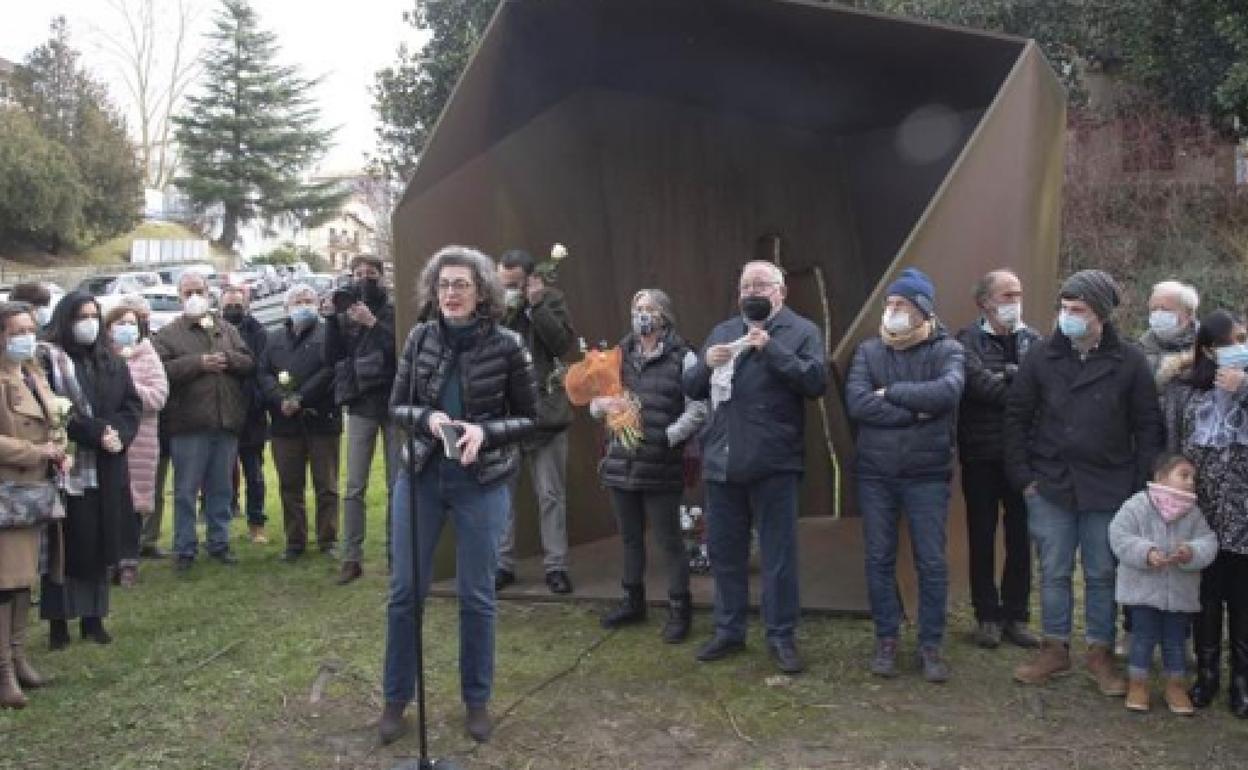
[231, 314, 269, 448]
[599, 331, 691, 492]
[1003, 323, 1164, 513]
[258, 320, 341, 437]
[845, 326, 965, 480]
[503, 287, 576, 441]
[325, 299, 397, 420]
[390, 318, 538, 487]
[955, 319, 1040, 463]
[58, 348, 142, 581]
[684, 306, 827, 484]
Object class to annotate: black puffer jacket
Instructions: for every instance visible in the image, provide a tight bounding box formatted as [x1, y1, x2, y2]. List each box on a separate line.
[231, 313, 269, 448]
[955, 319, 1040, 463]
[258, 320, 341, 437]
[325, 299, 397, 420]
[845, 325, 965, 480]
[389, 319, 539, 486]
[599, 332, 691, 492]
[1003, 323, 1164, 513]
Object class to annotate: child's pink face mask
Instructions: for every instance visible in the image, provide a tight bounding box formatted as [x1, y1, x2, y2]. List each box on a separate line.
[1147, 482, 1197, 523]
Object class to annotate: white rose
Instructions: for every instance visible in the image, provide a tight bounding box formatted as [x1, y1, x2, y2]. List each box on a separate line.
[277, 371, 292, 387]
[550, 243, 568, 262]
[200, 315, 215, 330]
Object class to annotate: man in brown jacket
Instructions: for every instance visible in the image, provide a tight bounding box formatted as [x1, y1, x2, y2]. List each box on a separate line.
[154, 273, 254, 570]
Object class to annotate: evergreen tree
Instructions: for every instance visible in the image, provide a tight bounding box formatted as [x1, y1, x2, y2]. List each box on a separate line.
[372, 0, 500, 182]
[174, 0, 345, 250]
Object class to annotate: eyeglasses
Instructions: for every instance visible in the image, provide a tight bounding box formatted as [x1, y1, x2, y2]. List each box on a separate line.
[437, 279, 474, 294]
[739, 280, 778, 294]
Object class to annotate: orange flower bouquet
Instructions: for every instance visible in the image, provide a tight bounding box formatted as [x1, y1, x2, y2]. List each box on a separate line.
[563, 345, 643, 449]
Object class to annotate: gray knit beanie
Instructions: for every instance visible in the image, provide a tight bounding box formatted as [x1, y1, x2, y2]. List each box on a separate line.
[1060, 269, 1120, 321]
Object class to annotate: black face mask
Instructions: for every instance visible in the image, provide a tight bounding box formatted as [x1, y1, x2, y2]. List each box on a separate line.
[360, 277, 386, 304]
[740, 296, 772, 323]
[222, 305, 245, 324]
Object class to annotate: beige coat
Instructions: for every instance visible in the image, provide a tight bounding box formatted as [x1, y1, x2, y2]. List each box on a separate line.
[0, 361, 60, 589]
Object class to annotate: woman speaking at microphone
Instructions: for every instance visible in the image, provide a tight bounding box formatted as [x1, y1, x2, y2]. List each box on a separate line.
[380, 245, 538, 746]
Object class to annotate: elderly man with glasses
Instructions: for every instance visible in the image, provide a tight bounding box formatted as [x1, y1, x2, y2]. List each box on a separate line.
[683, 260, 827, 674]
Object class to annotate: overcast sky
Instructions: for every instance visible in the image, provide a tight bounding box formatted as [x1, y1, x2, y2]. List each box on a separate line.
[0, 0, 427, 173]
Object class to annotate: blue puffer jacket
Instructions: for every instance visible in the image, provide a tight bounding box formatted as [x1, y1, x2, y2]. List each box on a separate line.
[684, 306, 827, 484]
[845, 326, 965, 480]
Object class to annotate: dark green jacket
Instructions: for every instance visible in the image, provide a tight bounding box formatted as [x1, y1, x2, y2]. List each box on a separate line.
[503, 286, 575, 440]
[153, 314, 255, 437]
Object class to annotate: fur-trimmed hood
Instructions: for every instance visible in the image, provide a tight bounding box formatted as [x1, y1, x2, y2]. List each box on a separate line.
[1156, 350, 1195, 389]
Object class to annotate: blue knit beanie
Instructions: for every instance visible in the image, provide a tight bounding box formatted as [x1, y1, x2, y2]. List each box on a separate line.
[886, 267, 936, 318]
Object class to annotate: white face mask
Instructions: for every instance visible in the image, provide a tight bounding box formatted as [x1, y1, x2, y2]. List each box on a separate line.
[994, 302, 1022, 328]
[504, 288, 523, 310]
[73, 318, 99, 346]
[882, 309, 912, 334]
[183, 293, 211, 318]
[1149, 309, 1180, 335]
[35, 306, 52, 328]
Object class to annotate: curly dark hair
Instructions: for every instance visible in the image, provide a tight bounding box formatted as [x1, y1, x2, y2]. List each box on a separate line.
[415, 245, 505, 322]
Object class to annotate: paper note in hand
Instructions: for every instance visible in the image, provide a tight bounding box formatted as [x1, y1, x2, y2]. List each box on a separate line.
[439, 423, 463, 460]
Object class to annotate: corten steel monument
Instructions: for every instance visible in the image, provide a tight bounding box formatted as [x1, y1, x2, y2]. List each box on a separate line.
[396, 0, 1065, 612]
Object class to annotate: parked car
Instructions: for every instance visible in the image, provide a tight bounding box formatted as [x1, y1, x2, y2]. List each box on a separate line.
[139, 285, 183, 333]
[255, 264, 284, 295]
[226, 270, 268, 300]
[300, 273, 336, 298]
[77, 271, 163, 314]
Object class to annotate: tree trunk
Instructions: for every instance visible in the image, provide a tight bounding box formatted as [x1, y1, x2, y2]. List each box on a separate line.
[217, 211, 239, 251]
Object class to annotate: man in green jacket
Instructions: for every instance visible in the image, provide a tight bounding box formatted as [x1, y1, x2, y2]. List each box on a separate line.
[153, 272, 255, 571]
[496, 249, 576, 594]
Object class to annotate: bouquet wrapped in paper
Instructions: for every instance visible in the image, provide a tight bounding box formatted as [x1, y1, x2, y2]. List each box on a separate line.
[563, 344, 643, 449]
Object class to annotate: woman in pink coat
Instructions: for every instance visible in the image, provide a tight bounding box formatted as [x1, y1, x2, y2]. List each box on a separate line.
[106, 299, 168, 586]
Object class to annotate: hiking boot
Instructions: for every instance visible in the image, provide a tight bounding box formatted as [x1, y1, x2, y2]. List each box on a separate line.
[0, 604, 26, 709]
[377, 701, 406, 745]
[695, 636, 746, 662]
[1085, 643, 1128, 696]
[1165, 676, 1195, 715]
[48, 619, 70, 651]
[974, 621, 1001, 649]
[465, 705, 492, 743]
[1126, 677, 1150, 712]
[9, 593, 48, 689]
[869, 638, 899, 678]
[661, 593, 692, 644]
[248, 525, 269, 545]
[494, 568, 516, 591]
[337, 561, 362, 585]
[1002, 621, 1040, 649]
[918, 645, 950, 683]
[768, 639, 805, 674]
[601, 584, 646, 629]
[1013, 640, 1072, 684]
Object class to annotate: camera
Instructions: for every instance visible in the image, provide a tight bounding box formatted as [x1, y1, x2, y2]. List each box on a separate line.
[331, 284, 363, 314]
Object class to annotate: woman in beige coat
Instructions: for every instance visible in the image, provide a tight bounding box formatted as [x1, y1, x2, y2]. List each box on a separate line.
[0, 301, 65, 708]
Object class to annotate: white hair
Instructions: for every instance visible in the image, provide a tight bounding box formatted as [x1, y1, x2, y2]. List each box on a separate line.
[1151, 280, 1199, 313]
[285, 282, 318, 306]
[740, 260, 785, 287]
[177, 271, 207, 293]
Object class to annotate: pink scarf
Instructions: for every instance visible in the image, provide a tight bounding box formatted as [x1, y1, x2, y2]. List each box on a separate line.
[1147, 482, 1196, 523]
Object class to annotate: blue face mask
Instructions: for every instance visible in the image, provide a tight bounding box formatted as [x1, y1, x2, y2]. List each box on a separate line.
[1058, 311, 1090, 339]
[289, 306, 318, 327]
[5, 333, 36, 362]
[111, 323, 139, 348]
[1215, 344, 1248, 369]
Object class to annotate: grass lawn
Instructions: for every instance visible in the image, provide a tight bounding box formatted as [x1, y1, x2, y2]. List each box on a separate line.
[3, 451, 1247, 769]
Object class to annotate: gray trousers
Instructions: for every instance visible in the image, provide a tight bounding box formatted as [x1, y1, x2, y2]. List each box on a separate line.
[610, 487, 689, 598]
[498, 431, 568, 572]
[341, 412, 396, 564]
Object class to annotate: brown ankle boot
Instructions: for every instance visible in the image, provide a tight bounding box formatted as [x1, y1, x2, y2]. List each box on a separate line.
[9, 592, 49, 689]
[1085, 643, 1128, 696]
[0, 602, 27, 709]
[1013, 639, 1072, 684]
[1164, 676, 1195, 715]
[1125, 677, 1150, 712]
[377, 701, 406, 745]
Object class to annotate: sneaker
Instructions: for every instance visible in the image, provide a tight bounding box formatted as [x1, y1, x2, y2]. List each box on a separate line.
[918, 645, 950, 683]
[869, 638, 899, 678]
[974, 621, 1002, 649]
[1126, 677, 1150, 712]
[1085, 644, 1128, 696]
[1013, 640, 1072, 685]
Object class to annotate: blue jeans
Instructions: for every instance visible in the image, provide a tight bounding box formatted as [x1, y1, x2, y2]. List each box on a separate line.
[859, 477, 950, 647]
[383, 458, 508, 708]
[171, 431, 238, 558]
[1127, 605, 1189, 678]
[705, 473, 799, 643]
[236, 445, 266, 526]
[1026, 492, 1117, 646]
